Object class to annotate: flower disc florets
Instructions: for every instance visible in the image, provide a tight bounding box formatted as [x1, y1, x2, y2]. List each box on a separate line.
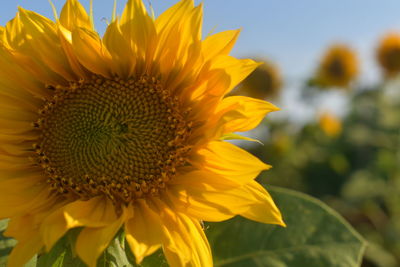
[33, 75, 192, 204]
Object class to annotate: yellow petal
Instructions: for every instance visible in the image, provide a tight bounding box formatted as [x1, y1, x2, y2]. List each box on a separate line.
[59, 0, 92, 31]
[4, 13, 25, 49]
[0, 45, 52, 100]
[125, 199, 163, 264]
[168, 170, 243, 221]
[190, 141, 270, 185]
[0, 174, 49, 218]
[155, 0, 194, 34]
[189, 96, 278, 149]
[0, 101, 37, 122]
[169, 171, 284, 225]
[0, 132, 37, 143]
[103, 20, 135, 77]
[152, 199, 212, 267]
[41, 196, 118, 250]
[216, 95, 279, 133]
[0, 119, 34, 135]
[71, 27, 112, 77]
[154, 0, 203, 78]
[5, 195, 69, 267]
[240, 181, 285, 226]
[63, 197, 118, 227]
[0, 154, 33, 171]
[75, 208, 130, 267]
[5, 194, 66, 237]
[40, 208, 68, 251]
[166, 189, 235, 222]
[6, 199, 67, 266]
[0, 143, 32, 157]
[16, 8, 76, 81]
[120, 0, 157, 73]
[209, 56, 261, 96]
[164, 37, 203, 99]
[184, 70, 230, 131]
[0, 74, 42, 108]
[57, 25, 89, 78]
[5, 214, 39, 240]
[0, 26, 5, 42]
[188, 58, 260, 115]
[220, 133, 263, 144]
[0, 91, 41, 113]
[7, 232, 42, 267]
[202, 29, 240, 61]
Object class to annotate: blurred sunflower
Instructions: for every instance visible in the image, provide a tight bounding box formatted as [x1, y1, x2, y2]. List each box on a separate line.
[0, 0, 285, 266]
[314, 44, 358, 88]
[232, 59, 282, 100]
[318, 112, 342, 138]
[376, 33, 400, 77]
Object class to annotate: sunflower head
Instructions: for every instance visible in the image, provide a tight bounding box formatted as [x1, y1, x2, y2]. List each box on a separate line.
[0, 0, 284, 266]
[318, 112, 342, 138]
[314, 44, 359, 89]
[232, 59, 282, 100]
[376, 33, 400, 78]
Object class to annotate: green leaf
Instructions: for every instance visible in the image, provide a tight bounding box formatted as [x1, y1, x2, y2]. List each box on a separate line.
[0, 219, 17, 266]
[97, 232, 132, 267]
[206, 186, 366, 267]
[24, 255, 38, 267]
[36, 228, 86, 267]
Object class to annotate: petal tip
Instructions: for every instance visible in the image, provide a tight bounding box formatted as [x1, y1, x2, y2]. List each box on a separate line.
[263, 163, 272, 171]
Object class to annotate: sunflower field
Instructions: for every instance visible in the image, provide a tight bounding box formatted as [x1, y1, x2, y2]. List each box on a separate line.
[0, 0, 399, 267]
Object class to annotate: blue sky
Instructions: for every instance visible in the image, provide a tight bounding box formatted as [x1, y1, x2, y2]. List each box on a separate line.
[2, 0, 400, 81]
[1, 0, 400, 121]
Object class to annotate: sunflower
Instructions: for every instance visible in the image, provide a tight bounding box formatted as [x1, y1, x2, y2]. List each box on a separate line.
[376, 33, 400, 77]
[318, 112, 342, 138]
[232, 59, 282, 100]
[314, 44, 358, 88]
[0, 0, 284, 266]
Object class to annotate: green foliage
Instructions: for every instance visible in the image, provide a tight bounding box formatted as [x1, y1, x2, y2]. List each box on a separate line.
[36, 228, 86, 267]
[206, 186, 366, 267]
[252, 78, 400, 266]
[97, 236, 132, 267]
[0, 219, 16, 266]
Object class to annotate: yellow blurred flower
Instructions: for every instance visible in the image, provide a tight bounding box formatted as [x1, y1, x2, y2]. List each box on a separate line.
[376, 33, 400, 77]
[319, 112, 342, 138]
[315, 44, 359, 88]
[0, 0, 285, 266]
[273, 133, 292, 155]
[233, 59, 282, 100]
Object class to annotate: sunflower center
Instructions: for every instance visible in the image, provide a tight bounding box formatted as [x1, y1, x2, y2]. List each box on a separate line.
[327, 58, 345, 78]
[33, 76, 192, 203]
[386, 48, 400, 71]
